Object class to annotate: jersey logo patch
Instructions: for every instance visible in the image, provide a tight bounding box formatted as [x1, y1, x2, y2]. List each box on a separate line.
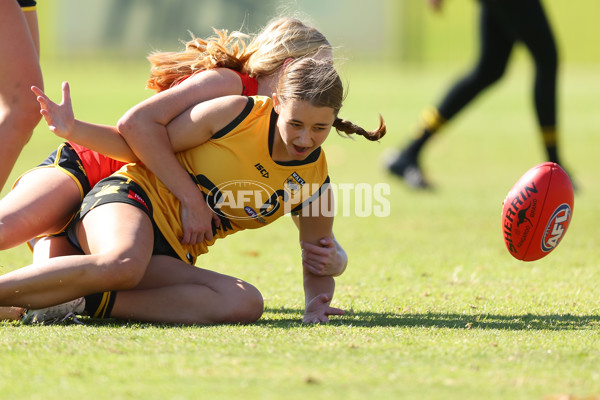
[284, 172, 305, 198]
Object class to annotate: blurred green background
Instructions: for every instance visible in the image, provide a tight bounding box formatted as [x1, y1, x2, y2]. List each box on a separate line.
[38, 0, 600, 64]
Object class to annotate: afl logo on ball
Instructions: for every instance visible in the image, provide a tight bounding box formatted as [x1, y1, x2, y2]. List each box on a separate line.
[541, 203, 571, 253]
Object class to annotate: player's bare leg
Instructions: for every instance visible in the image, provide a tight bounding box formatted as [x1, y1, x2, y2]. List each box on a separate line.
[0, 1, 43, 190]
[0, 203, 153, 308]
[110, 255, 264, 325]
[0, 306, 25, 321]
[0, 168, 82, 251]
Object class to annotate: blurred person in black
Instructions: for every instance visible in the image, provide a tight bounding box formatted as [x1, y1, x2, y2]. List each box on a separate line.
[386, 0, 566, 189]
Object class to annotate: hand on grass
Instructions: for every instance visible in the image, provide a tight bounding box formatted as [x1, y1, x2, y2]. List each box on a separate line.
[302, 293, 345, 324]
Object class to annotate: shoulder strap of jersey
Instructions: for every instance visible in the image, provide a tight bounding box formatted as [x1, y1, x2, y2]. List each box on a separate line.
[212, 97, 256, 139]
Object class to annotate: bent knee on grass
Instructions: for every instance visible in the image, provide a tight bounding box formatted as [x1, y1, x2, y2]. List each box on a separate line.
[185, 278, 264, 325]
[219, 281, 264, 324]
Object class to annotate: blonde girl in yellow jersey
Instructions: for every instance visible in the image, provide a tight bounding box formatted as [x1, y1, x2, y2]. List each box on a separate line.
[0, 58, 386, 325]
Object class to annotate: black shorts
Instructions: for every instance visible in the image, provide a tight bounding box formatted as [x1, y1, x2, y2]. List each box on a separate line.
[11, 143, 90, 240]
[36, 142, 91, 195]
[66, 175, 184, 262]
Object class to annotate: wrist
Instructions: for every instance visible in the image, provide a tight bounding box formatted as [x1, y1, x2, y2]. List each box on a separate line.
[62, 120, 81, 141]
[178, 185, 206, 206]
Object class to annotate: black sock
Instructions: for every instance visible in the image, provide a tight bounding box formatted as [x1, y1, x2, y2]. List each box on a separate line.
[547, 146, 559, 164]
[402, 106, 445, 158]
[404, 129, 433, 158]
[84, 291, 117, 319]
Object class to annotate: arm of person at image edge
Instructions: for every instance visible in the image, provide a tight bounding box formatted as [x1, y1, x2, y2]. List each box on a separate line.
[296, 188, 346, 324]
[118, 68, 246, 244]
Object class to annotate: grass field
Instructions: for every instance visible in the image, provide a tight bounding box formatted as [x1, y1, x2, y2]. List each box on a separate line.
[1, 55, 600, 400]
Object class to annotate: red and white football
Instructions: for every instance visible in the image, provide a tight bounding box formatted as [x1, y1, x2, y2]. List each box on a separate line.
[501, 162, 574, 261]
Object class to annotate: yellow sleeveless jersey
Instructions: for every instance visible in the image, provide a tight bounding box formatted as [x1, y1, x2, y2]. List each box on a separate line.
[115, 96, 329, 263]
